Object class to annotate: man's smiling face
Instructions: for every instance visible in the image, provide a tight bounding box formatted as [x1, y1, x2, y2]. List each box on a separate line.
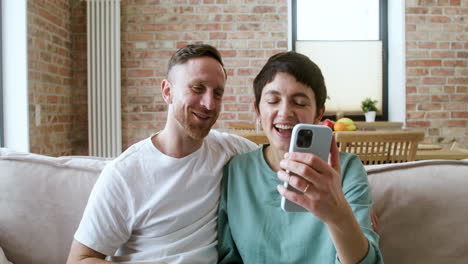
[166, 56, 226, 140]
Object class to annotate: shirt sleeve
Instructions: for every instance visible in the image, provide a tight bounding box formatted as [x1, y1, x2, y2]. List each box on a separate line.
[74, 163, 134, 256]
[217, 164, 243, 264]
[338, 153, 384, 264]
[217, 131, 258, 158]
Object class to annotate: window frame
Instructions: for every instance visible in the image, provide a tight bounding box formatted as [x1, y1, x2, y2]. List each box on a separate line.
[0, 0, 4, 147]
[291, 0, 389, 121]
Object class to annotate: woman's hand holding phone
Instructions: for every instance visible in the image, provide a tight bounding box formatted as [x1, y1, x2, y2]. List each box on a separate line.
[278, 133, 372, 264]
[277, 135, 353, 225]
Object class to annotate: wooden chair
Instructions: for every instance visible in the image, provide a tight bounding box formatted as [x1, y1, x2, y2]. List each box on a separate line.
[227, 122, 256, 130]
[335, 130, 425, 165]
[450, 142, 468, 153]
[226, 122, 268, 145]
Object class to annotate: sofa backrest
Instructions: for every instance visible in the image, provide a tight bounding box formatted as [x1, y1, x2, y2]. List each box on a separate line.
[0, 148, 110, 264]
[366, 159, 468, 264]
[2, 148, 468, 264]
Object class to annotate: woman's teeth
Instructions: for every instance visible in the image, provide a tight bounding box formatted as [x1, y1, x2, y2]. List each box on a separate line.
[275, 124, 294, 130]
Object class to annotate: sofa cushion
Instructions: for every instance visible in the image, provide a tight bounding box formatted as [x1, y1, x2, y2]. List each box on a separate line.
[366, 159, 468, 264]
[0, 148, 109, 264]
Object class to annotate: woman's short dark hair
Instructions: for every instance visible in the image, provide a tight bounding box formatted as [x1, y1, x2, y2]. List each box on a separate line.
[167, 44, 226, 79]
[253, 51, 327, 113]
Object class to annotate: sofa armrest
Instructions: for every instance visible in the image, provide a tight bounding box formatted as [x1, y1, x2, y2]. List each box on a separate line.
[366, 159, 468, 264]
[0, 148, 110, 264]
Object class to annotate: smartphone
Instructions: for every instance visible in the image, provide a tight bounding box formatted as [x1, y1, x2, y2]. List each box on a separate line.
[280, 124, 332, 212]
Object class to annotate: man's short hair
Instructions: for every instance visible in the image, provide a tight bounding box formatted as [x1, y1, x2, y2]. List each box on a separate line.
[167, 44, 226, 79]
[253, 51, 327, 113]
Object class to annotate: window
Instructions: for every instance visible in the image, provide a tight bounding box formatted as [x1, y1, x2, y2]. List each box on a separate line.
[2, 0, 29, 151]
[291, 0, 388, 120]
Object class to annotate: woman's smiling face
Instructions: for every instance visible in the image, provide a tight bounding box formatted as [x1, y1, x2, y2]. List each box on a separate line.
[256, 72, 324, 152]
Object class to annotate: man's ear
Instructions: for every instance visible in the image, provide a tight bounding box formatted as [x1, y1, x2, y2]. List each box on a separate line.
[161, 79, 172, 104]
[315, 106, 326, 123]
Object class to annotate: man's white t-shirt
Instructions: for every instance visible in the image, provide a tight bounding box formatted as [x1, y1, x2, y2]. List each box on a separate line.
[74, 130, 257, 264]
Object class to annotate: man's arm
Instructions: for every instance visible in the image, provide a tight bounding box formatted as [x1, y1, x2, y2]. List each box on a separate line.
[66, 239, 167, 264]
[67, 166, 132, 264]
[66, 239, 111, 264]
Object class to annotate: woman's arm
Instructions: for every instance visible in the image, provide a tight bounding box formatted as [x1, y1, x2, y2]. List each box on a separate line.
[325, 204, 370, 263]
[217, 165, 243, 264]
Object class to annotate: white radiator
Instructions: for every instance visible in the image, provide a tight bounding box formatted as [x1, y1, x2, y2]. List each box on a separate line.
[86, 0, 122, 157]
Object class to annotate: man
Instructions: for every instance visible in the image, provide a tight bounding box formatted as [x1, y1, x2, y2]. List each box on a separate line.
[66, 44, 257, 264]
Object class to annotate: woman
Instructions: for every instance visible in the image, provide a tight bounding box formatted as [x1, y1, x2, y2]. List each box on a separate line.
[217, 52, 383, 263]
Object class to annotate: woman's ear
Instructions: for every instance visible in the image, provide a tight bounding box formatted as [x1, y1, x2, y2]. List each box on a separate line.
[254, 102, 263, 130]
[161, 79, 172, 104]
[315, 106, 326, 123]
[253, 102, 260, 118]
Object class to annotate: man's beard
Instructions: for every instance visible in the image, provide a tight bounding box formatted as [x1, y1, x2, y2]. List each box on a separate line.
[186, 122, 212, 140]
[175, 108, 217, 140]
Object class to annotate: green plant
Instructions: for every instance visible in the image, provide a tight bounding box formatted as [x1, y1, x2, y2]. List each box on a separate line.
[361, 97, 378, 113]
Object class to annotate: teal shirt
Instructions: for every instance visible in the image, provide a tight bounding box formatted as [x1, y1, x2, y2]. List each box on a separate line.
[217, 146, 383, 263]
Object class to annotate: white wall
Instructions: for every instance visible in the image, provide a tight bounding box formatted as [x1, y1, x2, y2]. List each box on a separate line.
[2, 0, 29, 151]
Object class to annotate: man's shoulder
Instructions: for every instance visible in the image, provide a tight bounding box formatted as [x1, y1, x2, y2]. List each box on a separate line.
[206, 129, 243, 142]
[108, 137, 153, 170]
[206, 130, 257, 155]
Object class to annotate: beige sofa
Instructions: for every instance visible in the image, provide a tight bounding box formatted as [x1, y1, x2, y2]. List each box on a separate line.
[1, 148, 467, 264]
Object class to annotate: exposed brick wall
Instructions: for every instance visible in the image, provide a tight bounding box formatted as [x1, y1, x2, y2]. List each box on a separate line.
[405, 0, 468, 147]
[28, 0, 74, 156]
[27, 0, 467, 155]
[120, 0, 288, 148]
[71, 1, 88, 155]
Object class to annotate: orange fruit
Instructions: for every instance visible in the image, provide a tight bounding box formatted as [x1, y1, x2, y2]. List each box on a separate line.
[334, 122, 347, 131]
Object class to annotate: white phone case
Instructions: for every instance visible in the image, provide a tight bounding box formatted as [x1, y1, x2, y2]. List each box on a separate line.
[280, 124, 332, 212]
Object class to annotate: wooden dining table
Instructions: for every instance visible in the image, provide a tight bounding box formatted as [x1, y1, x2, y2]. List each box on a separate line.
[412, 144, 468, 160]
[225, 129, 468, 161]
[415, 149, 468, 160]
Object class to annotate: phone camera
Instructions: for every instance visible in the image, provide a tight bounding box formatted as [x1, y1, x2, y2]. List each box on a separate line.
[297, 129, 313, 148]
